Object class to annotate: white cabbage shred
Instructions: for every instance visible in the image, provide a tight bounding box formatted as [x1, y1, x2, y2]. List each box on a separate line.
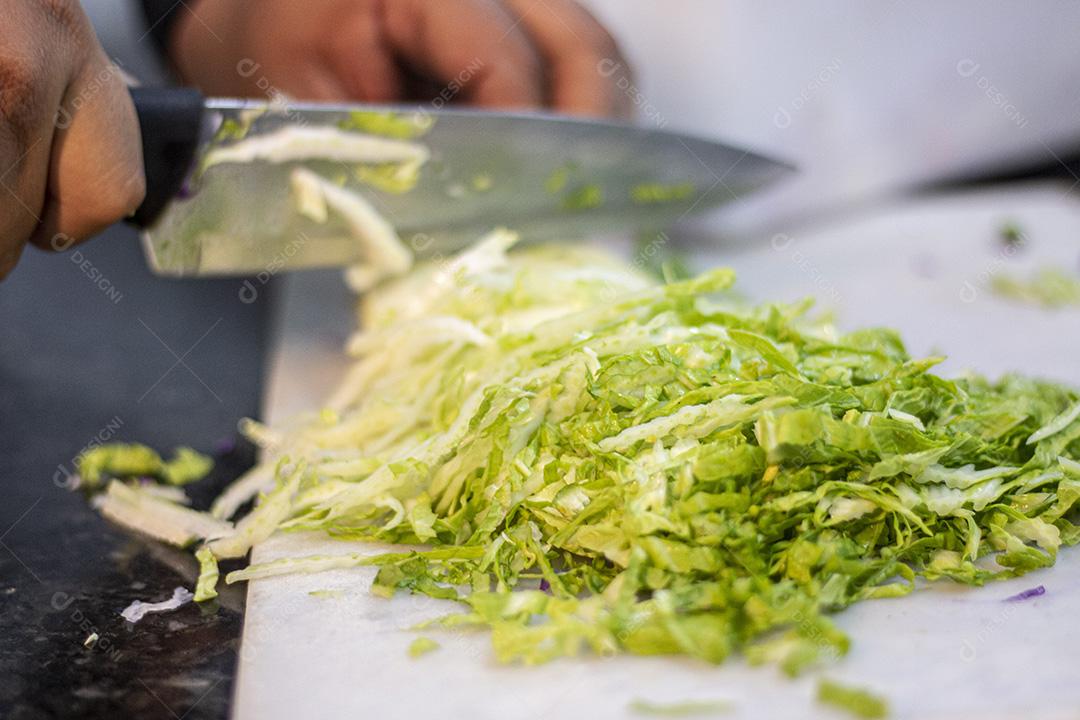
[120, 587, 194, 624]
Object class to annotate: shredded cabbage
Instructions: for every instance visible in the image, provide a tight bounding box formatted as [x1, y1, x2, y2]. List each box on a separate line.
[76, 444, 211, 489]
[816, 679, 889, 718]
[991, 267, 1080, 309]
[120, 587, 194, 624]
[83, 230, 1080, 676]
[202, 126, 429, 169]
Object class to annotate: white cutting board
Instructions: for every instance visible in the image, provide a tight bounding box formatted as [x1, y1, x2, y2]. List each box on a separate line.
[235, 182, 1080, 720]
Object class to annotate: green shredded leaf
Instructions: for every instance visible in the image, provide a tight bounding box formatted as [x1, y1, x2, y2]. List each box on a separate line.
[628, 699, 731, 716]
[1027, 400, 1080, 445]
[337, 111, 434, 139]
[999, 221, 1025, 249]
[816, 679, 889, 718]
[991, 267, 1080, 309]
[208, 461, 305, 559]
[562, 183, 604, 210]
[78, 444, 161, 487]
[545, 163, 577, 194]
[408, 636, 440, 658]
[631, 182, 696, 205]
[77, 444, 212, 489]
[213, 116, 254, 143]
[471, 174, 493, 192]
[163, 447, 215, 486]
[194, 547, 220, 602]
[354, 163, 423, 194]
[308, 589, 345, 599]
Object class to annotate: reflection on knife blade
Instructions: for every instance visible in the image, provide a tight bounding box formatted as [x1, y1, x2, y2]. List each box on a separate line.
[143, 103, 791, 276]
[189, 116, 434, 287]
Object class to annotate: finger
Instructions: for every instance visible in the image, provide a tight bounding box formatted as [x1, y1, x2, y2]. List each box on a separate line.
[323, 7, 405, 102]
[380, 0, 544, 109]
[277, 65, 355, 103]
[29, 53, 145, 250]
[501, 0, 632, 118]
[0, 119, 51, 268]
[0, 44, 61, 272]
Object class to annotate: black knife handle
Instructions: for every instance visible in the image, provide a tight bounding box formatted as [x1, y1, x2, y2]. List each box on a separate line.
[128, 86, 206, 229]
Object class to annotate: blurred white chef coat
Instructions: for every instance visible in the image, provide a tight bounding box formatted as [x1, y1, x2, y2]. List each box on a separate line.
[583, 0, 1080, 235]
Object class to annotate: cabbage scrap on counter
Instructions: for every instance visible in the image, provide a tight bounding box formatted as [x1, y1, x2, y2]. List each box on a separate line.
[83, 230, 1080, 673]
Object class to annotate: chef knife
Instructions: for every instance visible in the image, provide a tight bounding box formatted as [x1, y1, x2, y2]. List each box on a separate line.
[128, 87, 792, 277]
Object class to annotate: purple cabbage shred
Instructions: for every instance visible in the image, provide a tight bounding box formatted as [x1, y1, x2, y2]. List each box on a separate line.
[215, 437, 237, 455]
[1004, 585, 1045, 602]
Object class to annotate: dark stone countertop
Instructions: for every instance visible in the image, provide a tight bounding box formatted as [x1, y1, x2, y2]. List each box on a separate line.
[0, 224, 274, 719]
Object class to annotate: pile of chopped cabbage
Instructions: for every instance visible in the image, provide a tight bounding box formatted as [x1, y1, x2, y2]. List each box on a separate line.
[86, 229, 1080, 671]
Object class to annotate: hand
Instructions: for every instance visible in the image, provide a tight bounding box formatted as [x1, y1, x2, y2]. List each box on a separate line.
[170, 0, 633, 117]
[0, 0, 145, 280]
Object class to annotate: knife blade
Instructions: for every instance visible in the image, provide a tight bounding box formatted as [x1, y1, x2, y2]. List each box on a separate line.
[129, 88, 792, 277]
